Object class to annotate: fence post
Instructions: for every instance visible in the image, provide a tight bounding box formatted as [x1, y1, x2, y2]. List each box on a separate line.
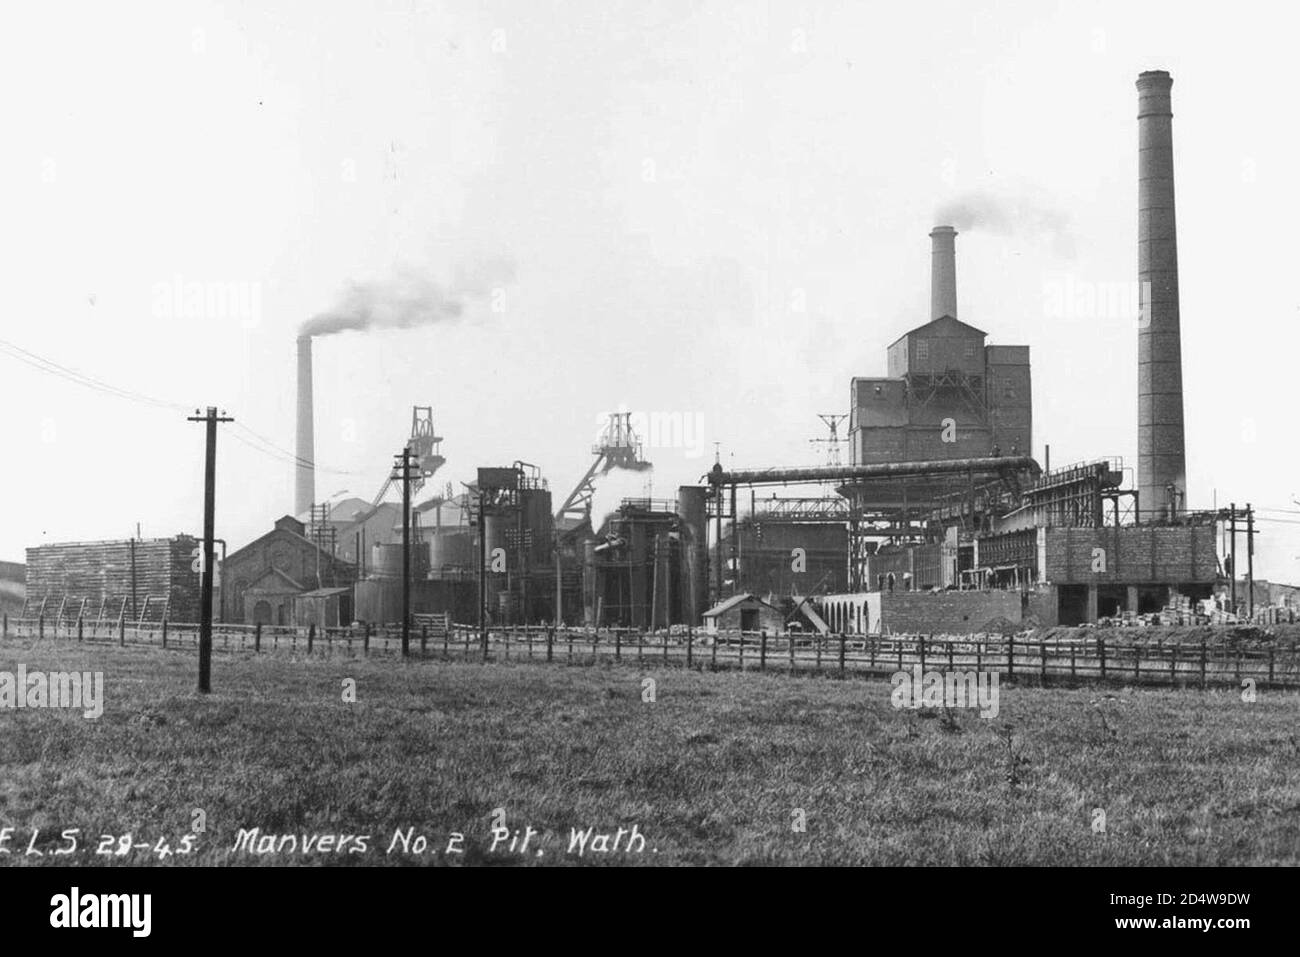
[442, 624, 449, 658]
[738, 634, 745, 671]
[161, 618, 167, 649]
[1, 613, 6, 638]
[636, 629, 643, 665]
[869, 635, 876, 672]
[421, 625, 428, 656]
[919, 633, 927, 675]
[1134, 642, 1140, 680]
[1006, 635, 1014, 679]
[663, 630, 669, 665]
[838, 634, 846, 678]
[504, 628, 511, 660]
[615, 629, 622, 661]
[592, 629, 599, 662]
[947, 640, 954, 672]
[687, 627, 694, 669]
[308, 623, 315, 655]
[1268, 645, 1275, 686]
[77, 617, 83, 643]
[1098, 637, 1106, 680]
[39, 614, 44, 640]
[364, 623, 371, 657]
[1070, 642, 1076, 679]
[1040, 639, 1047, 684]
[547, 626, 554, 663]
[711, 633, 718, 670]
[465, 625, 471, 658]
[1170, 641, 1178, 685]
[897, 637, 904, 672]
[759, 632, 767, 672]
[567, 628, 574, 662]
[788, 633, 795, 673]
[118, 616, 124, 647]
[815, 636, 822, 672]
[255, 622, 262, 653]
[1200, 638, 1207, 689]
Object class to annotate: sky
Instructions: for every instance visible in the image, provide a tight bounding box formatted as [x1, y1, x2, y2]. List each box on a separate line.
[1, 0, 1297, 579]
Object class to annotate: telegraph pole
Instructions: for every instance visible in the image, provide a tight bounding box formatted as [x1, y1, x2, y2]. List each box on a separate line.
[1229, 503, 1237, 614]
[188, 407, 233, 693]
[1246, 502, 1255, 620]
[393, 446, 416, 658]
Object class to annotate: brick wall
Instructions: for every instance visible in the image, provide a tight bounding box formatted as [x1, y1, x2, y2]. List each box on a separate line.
[880, 590, 1024, 634]
[1043, 526, 1217, 584]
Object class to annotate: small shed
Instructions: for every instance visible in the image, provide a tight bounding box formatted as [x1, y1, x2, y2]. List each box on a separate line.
[293, 587, 353, 629]
[702, 593, 785, 636]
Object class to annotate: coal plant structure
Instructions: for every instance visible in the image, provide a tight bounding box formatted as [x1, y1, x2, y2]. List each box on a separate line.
[697, 69, 1238, 634]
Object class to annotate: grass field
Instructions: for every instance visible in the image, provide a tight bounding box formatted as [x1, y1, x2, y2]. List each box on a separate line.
[1, 640, 1298, 866]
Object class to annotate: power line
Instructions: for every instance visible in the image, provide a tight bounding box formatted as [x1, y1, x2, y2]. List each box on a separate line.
[0, 334, 357, 476]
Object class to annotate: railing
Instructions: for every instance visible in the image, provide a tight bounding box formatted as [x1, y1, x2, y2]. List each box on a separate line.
[2, 613, 1297, 690]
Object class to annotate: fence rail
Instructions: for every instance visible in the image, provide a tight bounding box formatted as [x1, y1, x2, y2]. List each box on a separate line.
[2, 614, 1297, 690]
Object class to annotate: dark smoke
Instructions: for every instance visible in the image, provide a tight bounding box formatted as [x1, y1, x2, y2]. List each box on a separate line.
[299, 257, 516, 339]
[935, 190, 1076, 259]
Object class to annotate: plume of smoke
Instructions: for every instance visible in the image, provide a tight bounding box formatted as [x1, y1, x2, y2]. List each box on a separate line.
[299, 257, 516, 339]
[590, 465, 654, 535]
[935, 189, 1076, 259]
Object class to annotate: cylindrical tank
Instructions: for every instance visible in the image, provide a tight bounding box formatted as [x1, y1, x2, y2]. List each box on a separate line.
[520, 487, 555, 566]
[583, 537, 597, 627]
[370, 542, 429, 580]
[677, 486, 708, 625]
[428, 530, 476, 574]
[484, 514, 508, 561]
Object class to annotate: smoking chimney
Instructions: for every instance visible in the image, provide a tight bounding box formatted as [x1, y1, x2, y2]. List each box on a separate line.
[1136, 70, 1186, 519]
[930, 225, 958, 320]
[295, 336, 315, 516]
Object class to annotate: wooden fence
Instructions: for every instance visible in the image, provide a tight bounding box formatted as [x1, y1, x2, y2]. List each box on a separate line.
[2, 614, 1298, 691]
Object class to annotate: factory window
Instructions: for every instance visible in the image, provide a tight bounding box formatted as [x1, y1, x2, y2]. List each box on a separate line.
[916, 339, 929, 362]
[964, 341, 975, 359]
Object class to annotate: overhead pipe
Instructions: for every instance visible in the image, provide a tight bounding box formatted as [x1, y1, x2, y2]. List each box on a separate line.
[704, 455, 1040, 488]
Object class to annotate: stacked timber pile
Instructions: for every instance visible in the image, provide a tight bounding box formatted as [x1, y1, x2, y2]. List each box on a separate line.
[24, 536, 201, 622]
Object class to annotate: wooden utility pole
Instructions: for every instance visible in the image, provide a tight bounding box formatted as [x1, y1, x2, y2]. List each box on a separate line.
[478, 487, 488, 659]
[394, 446, 416, 658]
[1229, 503, 1237, 613]
[1246, 503, 1255, 620]
[188, 407, 233, 693]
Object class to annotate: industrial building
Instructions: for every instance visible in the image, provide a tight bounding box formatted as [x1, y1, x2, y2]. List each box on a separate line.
[220, 516, 356, 625]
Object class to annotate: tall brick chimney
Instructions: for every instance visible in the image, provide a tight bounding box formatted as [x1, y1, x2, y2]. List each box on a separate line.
[1136, 70, 1186, 519]
[295, 336, 315, 516]
[930, 225, 958, 320]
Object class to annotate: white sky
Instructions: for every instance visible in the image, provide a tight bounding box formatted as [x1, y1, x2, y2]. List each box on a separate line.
[2, 1, 1297, 579]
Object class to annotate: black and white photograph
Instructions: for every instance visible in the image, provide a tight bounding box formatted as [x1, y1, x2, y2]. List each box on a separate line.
[0, 0, 1294, 932]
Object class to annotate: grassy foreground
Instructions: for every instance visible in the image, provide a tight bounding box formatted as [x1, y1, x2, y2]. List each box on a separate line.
[1, 641, 1297, 866]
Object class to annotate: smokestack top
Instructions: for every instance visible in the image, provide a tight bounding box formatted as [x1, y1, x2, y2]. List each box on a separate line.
[1136, 70, 1173, 116]
[930, 225, 957, 237]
